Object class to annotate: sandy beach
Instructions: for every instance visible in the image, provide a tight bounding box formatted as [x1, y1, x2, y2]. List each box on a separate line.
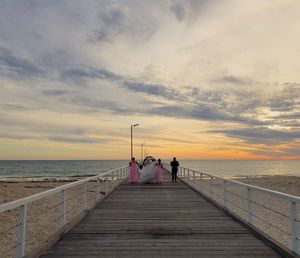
[228, 175, 300, 251]
[1, 175, 299, 205]
[0, 175, 299, 257]
[192, 175, 300, 253]
[0, 178, 103, 257]
[0, 181, 68, 204]
[236, 175, 300, 197]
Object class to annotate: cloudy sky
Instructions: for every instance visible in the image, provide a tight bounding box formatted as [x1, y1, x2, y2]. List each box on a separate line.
[0, 0, 299, 160]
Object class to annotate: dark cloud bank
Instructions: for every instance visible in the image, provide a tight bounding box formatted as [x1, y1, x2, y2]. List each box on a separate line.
[60, 65, 300, 157]
[0, 47, 43, 78]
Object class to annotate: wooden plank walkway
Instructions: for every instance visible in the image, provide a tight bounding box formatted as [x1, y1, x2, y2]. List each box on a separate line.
[41, 174, 283, 258]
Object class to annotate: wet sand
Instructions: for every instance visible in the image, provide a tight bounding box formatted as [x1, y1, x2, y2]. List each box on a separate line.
[236, 175, 300, 196]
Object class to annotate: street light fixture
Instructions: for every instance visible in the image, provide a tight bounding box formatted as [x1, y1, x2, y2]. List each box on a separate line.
[130, 123, 139, 159]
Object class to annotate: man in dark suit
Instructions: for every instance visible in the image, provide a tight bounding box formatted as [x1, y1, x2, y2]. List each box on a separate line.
[170, 157, 179, 182]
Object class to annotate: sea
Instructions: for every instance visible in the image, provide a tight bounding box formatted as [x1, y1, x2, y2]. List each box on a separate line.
[0, 160, 299, 180]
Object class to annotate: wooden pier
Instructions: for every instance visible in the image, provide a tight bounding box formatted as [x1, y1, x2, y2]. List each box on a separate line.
[41, 174, 284, 258]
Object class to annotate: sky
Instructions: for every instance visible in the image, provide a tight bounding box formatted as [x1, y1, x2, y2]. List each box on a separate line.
[0, 0, 299, 160]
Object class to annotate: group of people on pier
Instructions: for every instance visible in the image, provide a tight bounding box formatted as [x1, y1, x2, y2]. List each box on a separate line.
[128, 156, 179, 184]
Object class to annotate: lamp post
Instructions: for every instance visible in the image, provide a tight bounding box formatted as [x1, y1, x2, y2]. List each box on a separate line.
[141, 143, 145, 162]
[131, 123, 139, 159]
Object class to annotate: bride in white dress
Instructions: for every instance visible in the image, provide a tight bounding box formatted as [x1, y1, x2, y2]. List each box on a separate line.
[139, 156, 156, 183]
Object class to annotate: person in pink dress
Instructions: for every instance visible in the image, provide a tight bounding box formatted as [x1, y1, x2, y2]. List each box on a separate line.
[155, 159, 164, 184]
[129, 157, 139, 183]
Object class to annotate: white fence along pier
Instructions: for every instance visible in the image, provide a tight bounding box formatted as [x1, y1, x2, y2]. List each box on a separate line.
[172, 165, 300, 256]
[1, 163, 300, 257]
[0, 165, 129, 258]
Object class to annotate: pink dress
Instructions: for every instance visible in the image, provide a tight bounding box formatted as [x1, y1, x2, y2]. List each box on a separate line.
[155, 163, 163, 183]
[129, 162, 139, 183]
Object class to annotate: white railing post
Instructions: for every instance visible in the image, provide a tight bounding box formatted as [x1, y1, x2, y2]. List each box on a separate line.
[193, 171, 195, 185]
[291, 201, 299, 254]
[110, 173, 113, 189]
[210, 176, 213, 198]
[105, 177, 109, 192]
[247, 188, 252, 224]
[110, 171, 114, 188]
[60, 190, 67, 227]
[224, 180, 227, 208]
[83, 183, 87, 210]
[96, 178, 101, 201]
[17, 204, 27, 258]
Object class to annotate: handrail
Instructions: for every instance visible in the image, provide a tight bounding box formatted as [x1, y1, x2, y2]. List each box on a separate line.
[0, 165, 128, 213]
[0, 165, 129, 258]
[185, 168, 300, 203]
[177, 165, 300, 256]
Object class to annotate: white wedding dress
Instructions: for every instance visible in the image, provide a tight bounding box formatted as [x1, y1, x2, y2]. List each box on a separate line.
[140, 157, 156, 182]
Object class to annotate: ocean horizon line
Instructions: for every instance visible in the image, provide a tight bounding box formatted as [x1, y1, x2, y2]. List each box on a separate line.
[1, 158, 299, 161]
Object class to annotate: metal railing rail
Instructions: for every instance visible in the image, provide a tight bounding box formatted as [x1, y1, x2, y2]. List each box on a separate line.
[171, 165, 300, 256]
[0, 165, 129, 258]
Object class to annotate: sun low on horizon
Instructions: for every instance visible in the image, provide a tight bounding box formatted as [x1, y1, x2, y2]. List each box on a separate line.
[0, 0, 299, 160]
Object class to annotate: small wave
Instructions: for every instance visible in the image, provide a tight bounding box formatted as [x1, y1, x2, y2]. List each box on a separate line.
[0, 176, 87, 183]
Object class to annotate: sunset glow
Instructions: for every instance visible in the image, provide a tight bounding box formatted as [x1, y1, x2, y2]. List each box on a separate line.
[0, 1, 299, 160]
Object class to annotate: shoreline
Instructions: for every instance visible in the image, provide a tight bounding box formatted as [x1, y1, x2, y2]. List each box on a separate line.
[235, 174, 300, 197]
[0, 175, 299, 205]
[0, 174, 97, 182]
[225, 174, 299, 179]
[0, 173, 299, 182]
[0, 176, 89, 183]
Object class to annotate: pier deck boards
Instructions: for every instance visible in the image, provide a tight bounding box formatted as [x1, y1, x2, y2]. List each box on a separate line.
[41, 174, 283, 258]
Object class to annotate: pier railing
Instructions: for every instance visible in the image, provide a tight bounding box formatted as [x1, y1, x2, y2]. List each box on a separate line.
[167, 165, 300, 256]
[0, 165, 129, 258]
